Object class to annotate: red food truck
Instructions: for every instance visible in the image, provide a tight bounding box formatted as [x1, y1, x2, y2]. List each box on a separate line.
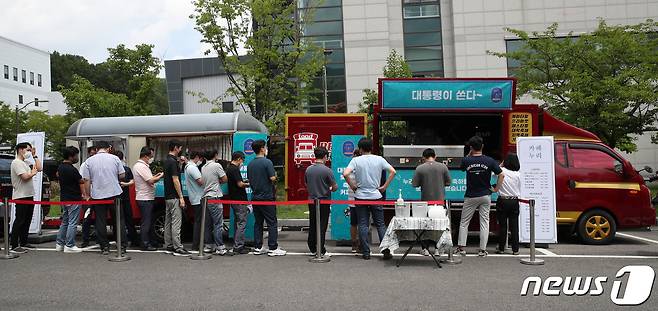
[374, 77, 655, 244]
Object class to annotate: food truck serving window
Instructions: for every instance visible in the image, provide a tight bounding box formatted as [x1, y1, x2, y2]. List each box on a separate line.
[380, 79, 514, 110]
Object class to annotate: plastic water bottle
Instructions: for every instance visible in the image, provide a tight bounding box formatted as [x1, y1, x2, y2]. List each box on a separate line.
[395, 190, 405, 217]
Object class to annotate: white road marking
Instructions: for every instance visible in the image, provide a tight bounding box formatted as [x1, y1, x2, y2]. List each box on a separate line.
[617, 232, 658, 244]
[535, 248, 558, 256]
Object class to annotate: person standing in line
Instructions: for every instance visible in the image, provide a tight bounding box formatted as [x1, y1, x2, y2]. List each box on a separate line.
[495, 153, 521, 255]
[412, 148, 452, 256]
[247, 139, 286, 257]
[115, 150, 140, 248]
[81, 141, 126, 256]
[343, 138, 396, 260]
[162, 140, 190, 256]
[55, 146, 84, 253]
[454, 136, 505, 257]
[186, 151, 211, 253]
[201, 150, 230, 256]
[132, 147, 163, 251]
[225, 151, 251, 255]
[347, 149, 361, 254]
[304, 147, 338, 256]
[80, 145, 97, 248]
[9, 142, 42, 253]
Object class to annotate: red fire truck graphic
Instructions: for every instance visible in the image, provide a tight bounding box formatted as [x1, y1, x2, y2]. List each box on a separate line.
[293, 132, 318, 165]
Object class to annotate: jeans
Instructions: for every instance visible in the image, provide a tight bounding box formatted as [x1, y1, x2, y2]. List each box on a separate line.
[355, 199, 386, 256]
[56, 204, 81, 248]
[207, 201, 225, 249]
[253, 203, 278, 250]
[458, 195, 491, 250]
[94, 197, 127, 250]
[192, 203, 212, 249]
[307, 203, 330, 254]
[164, 199, 183, 250]
[137, 200, 156, 247]
[496, 198, 520, 252]
[10, 197, 34, 248]
[231, 204, 249, 249]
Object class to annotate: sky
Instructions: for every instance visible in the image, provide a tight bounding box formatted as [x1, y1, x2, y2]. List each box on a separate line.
[0, 0, 212, 65]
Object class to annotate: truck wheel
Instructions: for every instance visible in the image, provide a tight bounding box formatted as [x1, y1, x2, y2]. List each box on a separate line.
[152, 210, 166, 244]
[577, 209, 616, 245]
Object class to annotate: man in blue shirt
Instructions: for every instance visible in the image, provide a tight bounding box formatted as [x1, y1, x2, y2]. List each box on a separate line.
[343, 138, 396, 260]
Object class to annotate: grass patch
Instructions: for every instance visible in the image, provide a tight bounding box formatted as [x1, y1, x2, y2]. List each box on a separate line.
[276, 180, 308, 219]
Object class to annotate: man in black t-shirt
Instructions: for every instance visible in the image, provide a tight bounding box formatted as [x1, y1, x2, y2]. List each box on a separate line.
[455, 136, 505, 257]
[226, 151, 250, 254]
[56, 146, 85, 253]
[163, 140, 189, 256]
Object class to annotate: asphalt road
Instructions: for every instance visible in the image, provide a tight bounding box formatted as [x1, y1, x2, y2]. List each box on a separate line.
[1, 228, 657, 311]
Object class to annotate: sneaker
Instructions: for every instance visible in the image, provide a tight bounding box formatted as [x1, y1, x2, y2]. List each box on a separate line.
[309, 252, 317, 257]
[420, 248, 430, 256]
[512, 251, 520, 255]
[10, 247, 28, 254]
[55, 244, 64, 252]
[64, 246, 83, 253]
[164, 246, 175, 254]
[173, 248, 191, 257]
[362, 254, 371, 260]
[478, 250, 488, 257]
[253, 248, 268, 255]
[202, 246, 213, 253]
[495, 248, 505, 254]
[142, 246, 157, 252]
[80, 241, 90, 248]
[267, 248, 287, 257]
[22, 244, 36, 250]
[234, 247, 250, 255]
[215, 248, 228, 256]
[101, 248, 110, 255]
[382, 249, 393, 260]
[454, 247, 466, 256]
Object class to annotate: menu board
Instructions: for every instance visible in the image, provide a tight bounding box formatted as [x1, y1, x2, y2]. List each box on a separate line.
[509, 112, 532, 144]
[516, 136, 557, 244]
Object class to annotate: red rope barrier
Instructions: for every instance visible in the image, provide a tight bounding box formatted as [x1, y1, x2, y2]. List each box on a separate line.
[6, 199, 114, 205]
[206, 199, 445, 206]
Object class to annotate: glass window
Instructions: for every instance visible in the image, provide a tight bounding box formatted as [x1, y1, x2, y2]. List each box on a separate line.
[30, 72, 34, 85]
[298, 0, 341, 8]
[407, 59, 443, 72]
[403, 17, 441, 33]
[312, 76, 345, 90]
[325, 62, 345, 76]
[404, 32, 441, 46]
[405, 46, 442, 61]
[412, 71, 443, 77]
[403, 4, 439, 18]
[304, 35, 343, 49]
[569, 148, 621, 172]
[3, 65, 8, 79]
[38, 74, 42, 87]
[300, 7, 342, 21]
[13, 67, 18, 81]
[404, 0, 438, 3]
[18, 94, 23, 104]
[555, 143, 567, 167]
[302, 20, 342, 36]
[21, 70, 26, 83]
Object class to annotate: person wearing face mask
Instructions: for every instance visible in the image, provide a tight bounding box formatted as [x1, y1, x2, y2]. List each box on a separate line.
[10, 142, 42, 253]
[132, 146, 164, 251]
[55, 146, 84, 253]
[186, 151, 211, 253]
[225, 151, 250, 255]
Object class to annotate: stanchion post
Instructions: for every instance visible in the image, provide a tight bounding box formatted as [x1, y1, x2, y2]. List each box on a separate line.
[1, 197, 18, 260]
[443, 200, 461, 265]
[309, 198, 330, 263]
[521, 199, 544, 265]
[191, 197, 212, 260]
[109, 198, 130, 262]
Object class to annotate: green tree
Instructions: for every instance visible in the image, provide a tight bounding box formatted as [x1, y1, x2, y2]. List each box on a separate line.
[191, 0, 323, 134]
[60, 75, 141, 119]
[359, 49, 412, 140]
[488, 20, 658, 152]
[50, 51, 97, 90]
[0, 102, 22, 145]
[23, 111, 70, 160]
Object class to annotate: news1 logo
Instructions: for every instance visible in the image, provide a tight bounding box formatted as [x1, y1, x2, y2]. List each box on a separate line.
[520, 265, 656, 306]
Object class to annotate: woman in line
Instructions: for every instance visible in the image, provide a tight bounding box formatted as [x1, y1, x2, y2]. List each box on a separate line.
[496, 153, 521, 255]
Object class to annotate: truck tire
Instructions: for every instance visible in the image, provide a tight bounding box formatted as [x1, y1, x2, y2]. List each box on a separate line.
[577, 209, 616, 245]
[152, 210, 166, 244]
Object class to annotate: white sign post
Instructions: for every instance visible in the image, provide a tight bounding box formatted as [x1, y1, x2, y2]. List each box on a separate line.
[516, 136, 557, 244]
[11, 132, 46, 235]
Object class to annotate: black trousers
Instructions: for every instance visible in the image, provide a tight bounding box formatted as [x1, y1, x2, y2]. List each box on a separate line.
[496, 198, 520, 252]
[10, 197, 34, 248]
[95, 197, 126, 250]
[307, 203, 330, 254]
[120, 198, 140, 245]
[192, 203, 212, 250]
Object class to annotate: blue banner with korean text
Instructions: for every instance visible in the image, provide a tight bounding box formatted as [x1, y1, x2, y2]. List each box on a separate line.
[381, 79, 514, 110]
[330, 135, 363, 241]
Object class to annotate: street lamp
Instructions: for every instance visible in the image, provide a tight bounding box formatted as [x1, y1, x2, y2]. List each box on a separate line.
[322, 48, 333, 113]
[15, 99, 49, 136]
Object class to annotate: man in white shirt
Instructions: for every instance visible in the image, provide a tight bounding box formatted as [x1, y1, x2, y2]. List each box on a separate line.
[9, 142, 42, 253]
[132, 147, 163, 251]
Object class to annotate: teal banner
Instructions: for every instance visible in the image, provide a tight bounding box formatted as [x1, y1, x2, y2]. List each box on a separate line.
[330, 135, 363, 241]
[386, 169, 499, 202]
[381, 79, 513, 110]
[229, 132, 268, 240]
